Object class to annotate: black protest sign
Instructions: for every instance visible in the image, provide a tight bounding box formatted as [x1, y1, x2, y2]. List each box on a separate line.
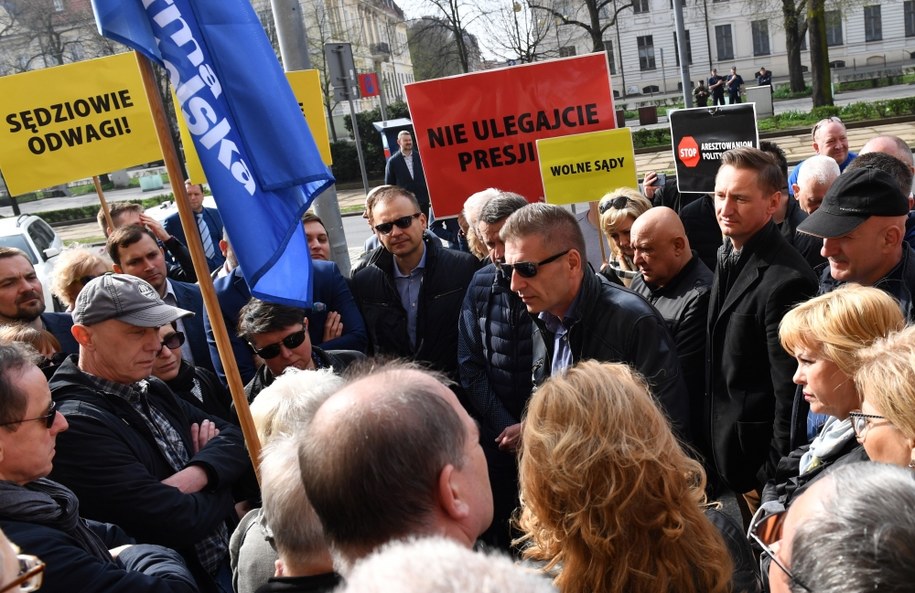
[668, 104, 758, 194]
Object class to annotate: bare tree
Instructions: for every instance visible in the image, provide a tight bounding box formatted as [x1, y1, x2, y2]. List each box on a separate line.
[781, 0, 808, 92]
[408, 16, 480, 79]
[0, 0, 111, 74]
[410, 0, 489, 73]
[480, 0, 556, 63]
[528, 0, 633, 53]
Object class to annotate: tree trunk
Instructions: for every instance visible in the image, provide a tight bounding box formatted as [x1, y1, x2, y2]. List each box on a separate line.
[782, 0, 806, 92]
[807, 0, 833, 106]
[587, 0, 603, 52]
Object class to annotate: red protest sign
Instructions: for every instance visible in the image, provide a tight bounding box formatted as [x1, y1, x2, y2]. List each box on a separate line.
[404, 54, 615, 217]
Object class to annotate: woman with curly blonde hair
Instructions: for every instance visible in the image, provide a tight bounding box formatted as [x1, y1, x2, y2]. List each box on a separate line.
[597, 188, 652, 286]
[51, 247, 110, 310]
[517, 360, 736, 593]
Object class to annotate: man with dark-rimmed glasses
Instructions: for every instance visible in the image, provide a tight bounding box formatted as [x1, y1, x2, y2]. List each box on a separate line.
[499, 203, 691, 441]
[351, 186, 479, 383]
[787, 116, 857, 198]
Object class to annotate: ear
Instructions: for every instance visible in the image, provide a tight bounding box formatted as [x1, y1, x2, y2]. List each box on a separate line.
[766, 189, 782, 215]
[437, 463, 470, 521]
[567, 248, 583, 274]
[419, 213, 428, 230]
[71, 324, 93, 349]
[672, 236, 686, 253]
[112, 263, 123, 274]
[791, 183, 800, 197]
[883, 223, 903, 250]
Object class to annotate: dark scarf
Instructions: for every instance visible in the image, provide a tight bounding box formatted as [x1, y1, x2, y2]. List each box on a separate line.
[0, 478, 113, 563]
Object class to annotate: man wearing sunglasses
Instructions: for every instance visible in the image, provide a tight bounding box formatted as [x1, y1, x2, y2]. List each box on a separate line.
[500, 203, 691, 441]
[351, 187, 479, 383]
[787, 116, 857, 198]
[48, 274, 252, 592]
[237, 298, 363, 401]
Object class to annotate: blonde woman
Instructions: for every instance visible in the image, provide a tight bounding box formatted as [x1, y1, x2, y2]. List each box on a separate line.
[854, 324, 915, 467]
[50, 247, 110, 311]
[517, 360, 740, 593]
[761, 285, 904, 508]
[597, 189, 652, 286]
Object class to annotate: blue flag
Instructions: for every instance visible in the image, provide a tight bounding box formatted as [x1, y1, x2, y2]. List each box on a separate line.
[91, 0, 334, 308]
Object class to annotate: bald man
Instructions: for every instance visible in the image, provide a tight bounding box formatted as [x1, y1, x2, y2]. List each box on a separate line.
[788, 117, 857, 197]
[860, 135, 915, 203]
[629, 207, 713, 438]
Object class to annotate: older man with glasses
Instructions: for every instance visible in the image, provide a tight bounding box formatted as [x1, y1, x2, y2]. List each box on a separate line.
[499, 202, 690, 441]
[47, 274, 252, 593]
[787, 116, 857, 198]
[350, 186, 480, 385]
[0, 342, 198, 593]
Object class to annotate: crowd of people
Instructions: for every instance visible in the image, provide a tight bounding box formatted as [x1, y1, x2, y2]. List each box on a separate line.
[0, 116, 914, 593]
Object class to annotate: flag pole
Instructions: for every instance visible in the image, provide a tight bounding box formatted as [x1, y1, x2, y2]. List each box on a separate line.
[135, 52, 262, 478]
[93, 176, 114, 233]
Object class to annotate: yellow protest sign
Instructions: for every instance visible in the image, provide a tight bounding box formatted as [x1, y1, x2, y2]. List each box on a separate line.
[0, 52, 159, 196]
[178, 68, 332, 185]
[537, 128, 637, 205]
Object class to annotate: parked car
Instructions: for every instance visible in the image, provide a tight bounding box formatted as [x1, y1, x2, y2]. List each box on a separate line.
[0, 215, 63, 312]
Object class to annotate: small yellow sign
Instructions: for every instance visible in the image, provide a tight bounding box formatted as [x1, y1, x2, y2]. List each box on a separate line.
[0, 52, 160, 196]
[179, 69, 332, 186]
[537, 128, 637, 205]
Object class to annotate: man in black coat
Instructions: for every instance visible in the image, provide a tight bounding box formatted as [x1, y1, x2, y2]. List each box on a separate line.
[500, 203, 690, 441]
[384, 131, 430, 218]
[49, 274, 252, 592]
[704, 148, 817, 516]
[351, 187, 479, 383]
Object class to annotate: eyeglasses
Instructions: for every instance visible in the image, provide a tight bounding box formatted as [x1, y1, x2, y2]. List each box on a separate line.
[0, 401, 57, 429]
[158, 331, 186, 354]
[499, 250, 570, 279]
[812, 116, 842, 140]
[250, 328, 307, 360]
[0, 553, 45, 593]
[598, 195, 630, 214]
[747, 506, 811, 592]
[849, 410, 889, 441]
[374, 213, 421, 235]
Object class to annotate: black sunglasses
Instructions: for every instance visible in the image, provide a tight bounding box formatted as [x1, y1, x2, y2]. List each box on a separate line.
[250, 329, 307, 360]
[0, 401, 57, 429]
[499, 250, 570, 279]
[374, 213, 421, 235]
[599, 195, 630, 214]
[158, 331, 186, 353]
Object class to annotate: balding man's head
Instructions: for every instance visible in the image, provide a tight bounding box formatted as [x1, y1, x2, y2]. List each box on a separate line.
[812, 117, 850, 166]
[629, 207, 692, 288]
[861, 135, 915, 171]
[297, 363, 493, 565]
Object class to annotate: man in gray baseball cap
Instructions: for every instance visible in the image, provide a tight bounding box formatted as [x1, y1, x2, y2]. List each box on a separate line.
[798, 166, 915, 320]
[49, 273, 252, 591]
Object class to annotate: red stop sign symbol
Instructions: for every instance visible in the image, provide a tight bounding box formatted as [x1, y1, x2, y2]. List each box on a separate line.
[678, 136, 700, 168]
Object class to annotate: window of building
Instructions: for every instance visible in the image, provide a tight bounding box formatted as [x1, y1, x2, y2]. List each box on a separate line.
[715, 24, 733, 60]
[603, 39, 617, 75]
[633, 0, 650, 14]
[751, 20, 770, 56]
[559, 46, 577, 57]
[53, 0, 64, 11]
[668, 0, 686, 7]
[637, 35, 656, 70]
[864, 5, 882, 41]
[673, 31, 692, 66]
[906, 1, 915, 37]
[826, 10, 843, 46]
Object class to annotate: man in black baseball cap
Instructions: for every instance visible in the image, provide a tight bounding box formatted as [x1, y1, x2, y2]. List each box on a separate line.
[49, 273, 251, 591]
[798, 166, 915, 319]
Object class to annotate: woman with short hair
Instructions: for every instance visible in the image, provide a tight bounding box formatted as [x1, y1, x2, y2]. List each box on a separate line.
[597, 189, 652, 286]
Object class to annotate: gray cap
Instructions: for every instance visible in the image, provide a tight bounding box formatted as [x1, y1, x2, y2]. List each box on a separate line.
[72, 273, 193, 327]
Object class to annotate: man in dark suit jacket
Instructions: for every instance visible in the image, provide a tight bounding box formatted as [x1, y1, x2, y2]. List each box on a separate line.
[703, 148, 817, 516]
[164, 182, 225, 273]
[107, 225, 214, 372]
[384, 131, 430, 218]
